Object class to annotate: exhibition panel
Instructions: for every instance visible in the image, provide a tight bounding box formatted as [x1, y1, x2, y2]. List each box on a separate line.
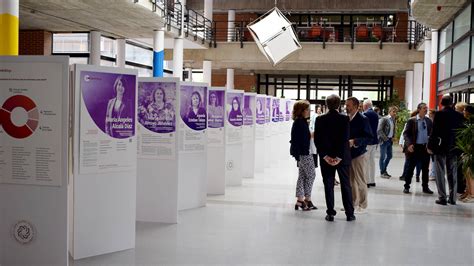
[254, 94, 266, 173]
[207, 87, 226, 195]
[71, 64, 138, 259]
[136, 77, 180, 223]
[0, 56, 70, 265]
[264, 96, 272, 168]
[178, 82, 208, 210]
[225, 90, 244, 186]
[242, 93, 256, 178]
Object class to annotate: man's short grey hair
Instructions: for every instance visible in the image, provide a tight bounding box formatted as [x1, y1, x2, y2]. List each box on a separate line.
[363, 99, 373, 108]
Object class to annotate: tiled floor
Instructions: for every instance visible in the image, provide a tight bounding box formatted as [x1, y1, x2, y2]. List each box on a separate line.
[72, 150, 474, 265]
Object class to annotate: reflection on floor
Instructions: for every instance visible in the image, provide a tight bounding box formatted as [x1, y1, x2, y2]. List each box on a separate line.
[72, 151, 474, 265]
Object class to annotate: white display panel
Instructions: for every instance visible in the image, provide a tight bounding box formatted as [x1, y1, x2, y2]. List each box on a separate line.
[0, 56, 69, 266]
[137, 77, 179, 223]
[242, 93, 256, 178]
[207, 87, 226, 195]
[254, 94, 266, 173]
[225, 90, 244, 186]
[137, 78, 178, 160]
[71, 64, 138, 259]
[78, 70, 136, 174]
[264, 96, 272, 168]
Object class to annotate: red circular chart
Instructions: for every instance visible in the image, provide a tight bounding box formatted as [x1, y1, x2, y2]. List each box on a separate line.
[0, 95, 39, 139]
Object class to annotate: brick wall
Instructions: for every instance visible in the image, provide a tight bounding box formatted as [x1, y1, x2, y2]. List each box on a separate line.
[213, 13, 259, 42]
[393, 76, 406, 101]
[212, 73, 257, 92]
[19, 30, 52, 55]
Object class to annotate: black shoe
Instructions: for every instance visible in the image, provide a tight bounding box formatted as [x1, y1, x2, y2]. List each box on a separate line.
[346, 215, 356, 222]
[403, 188, 410, 194]
[435, 199, 447, 205]
[304, 200, 318, 210]
[416, 176, 420, 182]
[399, 176, 405, 181]
[384, 172, 392, 178]
[295, 200, 310, 211]
[367, 183, 376, 188]
[448, 199, 456, 205]
[423, 188, 434, 194]
[325, 215, 334, 222]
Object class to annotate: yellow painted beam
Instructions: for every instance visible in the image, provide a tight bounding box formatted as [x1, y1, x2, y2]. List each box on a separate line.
[0, 13, 19, 55]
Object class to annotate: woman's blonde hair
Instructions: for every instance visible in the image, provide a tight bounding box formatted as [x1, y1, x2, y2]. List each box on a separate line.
[292, 100, 310, 120]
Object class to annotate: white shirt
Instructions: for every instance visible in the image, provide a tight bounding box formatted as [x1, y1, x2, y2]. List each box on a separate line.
[309, 113, 317, 154]
[388, 116, 394, 138]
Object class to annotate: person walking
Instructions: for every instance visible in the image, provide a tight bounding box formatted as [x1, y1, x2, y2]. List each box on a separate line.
[362, 99, 379, 188]
[377, 106, 398, 178]
[429, 95, 465, 205]
[314, 94, 355, 222]
[402, 103, 434, 194]
[346, 97, 373, 213]
[290, 100, 317, 211]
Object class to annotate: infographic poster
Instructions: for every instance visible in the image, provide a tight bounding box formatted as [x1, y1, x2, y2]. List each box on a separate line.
[0, 60, 64, 186]
[179, 84, 207, 152]
[137, 80, 177, 159]
[255, 95, 266, 140]
[79, 70, 137, 174]
[226, 91, 243, 145]
[208, 88, 225, 147]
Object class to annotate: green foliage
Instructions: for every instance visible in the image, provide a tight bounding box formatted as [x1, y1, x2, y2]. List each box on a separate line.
[378, 91, 408, 141]
[395, 108, 410, 141]
[456, 116, 474, 179]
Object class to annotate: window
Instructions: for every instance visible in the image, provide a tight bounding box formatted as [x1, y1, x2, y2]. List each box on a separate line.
[284, 89, 298, 99]
[440, 23, 453, 52]
[454, 4, 471, 41]
[100, 59, 115, 67]
[101, 37, 116, 58]
[125, 65, 153, 77]
[472, 37, 474, 70]
[125, 43, 153, 66]
[452, 38, 470, 76]
[53, 33, 89, 53]
[451, 78, 468, 87]
[68, 57, 88, 65]
[438, 51, 452, 81]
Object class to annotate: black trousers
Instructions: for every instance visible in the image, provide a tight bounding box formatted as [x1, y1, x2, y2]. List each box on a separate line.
[404, 144, 430, 190]
[320, 159, 354, 217]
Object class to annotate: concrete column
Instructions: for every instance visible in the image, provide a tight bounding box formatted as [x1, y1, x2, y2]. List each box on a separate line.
[429, 30, 438, 109]
[203, 60, 212, 86]
[413, 63, 423, 107]
[227, 9, 235, 42]
[153, 28, 165, 77]
[422, 38, 431, 103]
[186, 67, 193, 81]
[116, 38, 126, 68]
[0, 0, 19, 55]
[405, 71, 414, 111]
[90, 31, 101, 66]
[173, 37, 184, 80]
[204, 0, 213, 21]
[226, 68, 234, 90]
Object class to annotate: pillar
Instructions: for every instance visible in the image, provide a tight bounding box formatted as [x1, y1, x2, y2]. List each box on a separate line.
[226, 69, 234, 90]
[90, 31, 101, 66]
[173, 0, 185, 81]
[227, 9, 235, 42]
[204, 0, 213, 21]
[422, 38, 431, 103]
[0, 0, 19, 55]
[153, 28, 165, 77]
[405, 70, 414, 110]
[429, 30, 438, 109]
[413, 63, 423, 107]
[116, 38, 126, 68]
[203, 60, 212, 86]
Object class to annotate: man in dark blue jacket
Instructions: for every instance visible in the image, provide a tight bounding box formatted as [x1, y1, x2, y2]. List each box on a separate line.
[346, 97, 373, 213]
[315, 94, 355, 222]
[363, 99, 380, 188]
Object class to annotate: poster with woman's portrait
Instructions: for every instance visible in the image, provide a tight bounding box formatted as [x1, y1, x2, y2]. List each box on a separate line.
[179, 84, 207, 152]
[255, 96, 266, 125]
[207, 90, 225, 129]
[271, 97, 280, 123]
[243, 94, 255, 126]
[137, 80, 177, 159]
[226, 91, 244, 145]
[285, 100, 291, 121]
[265, 96, 271, 124]
[79, 70, 137, 174]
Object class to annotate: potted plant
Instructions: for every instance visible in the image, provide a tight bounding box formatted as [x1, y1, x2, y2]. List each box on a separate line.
[456, 116, 474, 202]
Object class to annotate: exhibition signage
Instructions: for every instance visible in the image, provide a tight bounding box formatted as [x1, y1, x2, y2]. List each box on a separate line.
[265, 96, 271, 124]
[255, 95, 266, 140]
[271, 97, 280, 123]
[179, 84, 207, 152]
[243, 94, 255, 142]
[226, 90, 244, 145]
[207, 88, 225, 147]
[0, 59, 64, 187]
[137, 80, 177, 159]
[79, 71, 136, 174]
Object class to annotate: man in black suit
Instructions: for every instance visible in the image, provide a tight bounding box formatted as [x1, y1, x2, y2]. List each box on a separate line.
[402, 102, 434, 194]
[429, 95, 465, 205]
[314, 94, 355, 222]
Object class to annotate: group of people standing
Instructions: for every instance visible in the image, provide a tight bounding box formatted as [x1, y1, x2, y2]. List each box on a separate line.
[290, 94, 473, 222]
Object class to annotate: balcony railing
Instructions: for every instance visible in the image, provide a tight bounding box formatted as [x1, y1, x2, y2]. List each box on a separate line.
[211, 19, 430, 50]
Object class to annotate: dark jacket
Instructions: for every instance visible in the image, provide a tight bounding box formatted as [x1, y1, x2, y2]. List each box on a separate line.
[429, 107, 465, 155]
[349, 112, 373, 159]
[290, 118, 310, 161]
[403, 115, 433, 153]
[363, 108, 379, 145]
[377, 115, 396, 143]
[314, 109, 351, 166]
